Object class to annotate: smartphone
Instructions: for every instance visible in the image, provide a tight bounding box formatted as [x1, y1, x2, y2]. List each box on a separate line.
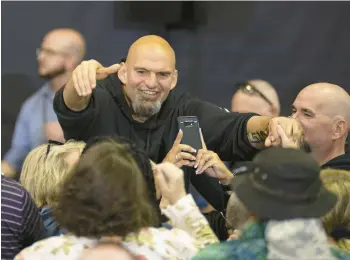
[177, 116, 203, 153]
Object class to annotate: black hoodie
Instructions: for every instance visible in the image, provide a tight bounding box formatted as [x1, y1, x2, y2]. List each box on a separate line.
[322, 152, 350, 171]
[54, 75, 258, 210]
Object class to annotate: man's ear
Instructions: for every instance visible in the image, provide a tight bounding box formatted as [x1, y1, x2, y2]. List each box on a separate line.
[118, 63, 127, 85]
[332, 116, 347, 140]
[66, 57, 78, 72]
[170, 70, 178, 90]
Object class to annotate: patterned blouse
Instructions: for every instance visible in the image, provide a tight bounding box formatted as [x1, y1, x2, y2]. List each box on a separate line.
[14, 195, 218, 260]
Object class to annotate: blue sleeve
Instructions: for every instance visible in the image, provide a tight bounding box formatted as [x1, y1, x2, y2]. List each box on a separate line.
[3, 103, 32, 170]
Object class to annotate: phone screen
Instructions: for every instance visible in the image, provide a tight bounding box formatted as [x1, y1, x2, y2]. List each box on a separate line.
[177, 116, 203, 152]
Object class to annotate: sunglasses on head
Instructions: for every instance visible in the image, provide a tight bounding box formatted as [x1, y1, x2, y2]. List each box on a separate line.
[235, 82, 273, 107]
[45, 140, 64, 160]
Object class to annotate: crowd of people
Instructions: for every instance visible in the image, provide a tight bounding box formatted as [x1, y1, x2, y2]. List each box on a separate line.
[1, 28, 350, 260]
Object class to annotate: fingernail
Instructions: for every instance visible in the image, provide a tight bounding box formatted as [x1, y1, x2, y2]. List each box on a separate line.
[195, 170, 199, 174]
[194, 164, 198, 168]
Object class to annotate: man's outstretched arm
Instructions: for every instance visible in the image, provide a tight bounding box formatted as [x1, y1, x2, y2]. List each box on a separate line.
[246, 116, 303, 149]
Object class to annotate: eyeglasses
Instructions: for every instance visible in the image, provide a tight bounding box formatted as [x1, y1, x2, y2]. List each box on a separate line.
[235, 82, 273, 107]
[45, 140, 64, 160]
[36, 47, 68, 58]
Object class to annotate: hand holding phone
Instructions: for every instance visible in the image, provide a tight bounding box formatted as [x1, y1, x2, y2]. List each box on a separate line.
[177, 116, 203, 152]
[163, 130, 197, 168]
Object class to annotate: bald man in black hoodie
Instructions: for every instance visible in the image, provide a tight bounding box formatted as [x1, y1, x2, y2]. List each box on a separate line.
[54, 35, 303, 211]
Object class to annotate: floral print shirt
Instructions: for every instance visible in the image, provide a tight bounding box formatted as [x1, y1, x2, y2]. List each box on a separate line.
[15, 195, 218, 260]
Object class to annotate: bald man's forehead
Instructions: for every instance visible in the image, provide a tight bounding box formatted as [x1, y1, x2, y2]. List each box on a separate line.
[294, 89, 321, 110]
[294, 87, 338, 117]
[127, 44, 175, 71]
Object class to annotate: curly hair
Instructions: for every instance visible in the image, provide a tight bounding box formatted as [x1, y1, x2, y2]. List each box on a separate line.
[321, 169, 350, 252]
[54, 139, 159, 238]
[83, 135, 157, 201]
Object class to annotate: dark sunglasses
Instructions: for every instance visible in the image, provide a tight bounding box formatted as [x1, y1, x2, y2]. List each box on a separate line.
[45, 140, 64, 160]
[235, 82, 273, 107]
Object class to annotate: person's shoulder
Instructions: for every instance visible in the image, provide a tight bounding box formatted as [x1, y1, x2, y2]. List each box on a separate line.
[164, 88, 193, 110]
[123, 226, 195, 246]
[1, 175, 26, 197]
[20, 85, 48, 112]
[192, 240, 235, 260]
[14, 235, 95, 260]
[123, 227, 196, 259]
[330, 246, 350, 259]
[193, 238, 266, 260]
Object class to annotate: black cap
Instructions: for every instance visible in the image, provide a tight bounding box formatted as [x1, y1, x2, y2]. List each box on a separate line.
[231, 148, 337, 220]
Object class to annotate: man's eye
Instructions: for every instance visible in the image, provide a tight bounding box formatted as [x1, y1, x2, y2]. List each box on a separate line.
[159, 72, 170, 77]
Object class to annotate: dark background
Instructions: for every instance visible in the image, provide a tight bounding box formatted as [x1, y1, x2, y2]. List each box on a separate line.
[2, 1, 350, 153]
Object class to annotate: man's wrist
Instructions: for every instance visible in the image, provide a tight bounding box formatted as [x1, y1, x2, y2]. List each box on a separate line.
[246, 116, 271, 149]
[219, 170, 233, 185]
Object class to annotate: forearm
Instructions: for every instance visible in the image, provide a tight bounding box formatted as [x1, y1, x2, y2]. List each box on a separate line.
[63, 77, 91, 112]
[246, 116, 271, 149]
[162, 194, 219, 249]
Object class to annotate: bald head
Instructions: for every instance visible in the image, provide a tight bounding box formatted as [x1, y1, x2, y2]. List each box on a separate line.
[118, 35, 178, 122]
[38, 28, 86, 79]
[248, 79, 280, 111]
[44, 28, 86, 64]
[126, 35, 176, 69]
[298, 83, 350, 126]
[231, 79, 280, 116]
[292, 82, 350, 164]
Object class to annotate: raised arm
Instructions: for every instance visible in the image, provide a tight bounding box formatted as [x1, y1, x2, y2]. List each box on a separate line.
[154, 163, 219, 248]
[63, 60, 120, 111]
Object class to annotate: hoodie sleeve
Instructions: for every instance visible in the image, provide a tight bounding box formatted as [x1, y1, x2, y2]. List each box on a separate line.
[53, 83, 116, 142]
[184, 97, 259, 161]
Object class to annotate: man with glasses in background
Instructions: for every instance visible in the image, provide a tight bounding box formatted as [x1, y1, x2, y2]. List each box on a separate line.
[231, 79, 280, 117]
[1, 28, 86, 178]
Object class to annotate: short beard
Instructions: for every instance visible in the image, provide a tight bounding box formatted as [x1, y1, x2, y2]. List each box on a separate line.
[39, 66, 66, 80]
[131, 94, 162, 120]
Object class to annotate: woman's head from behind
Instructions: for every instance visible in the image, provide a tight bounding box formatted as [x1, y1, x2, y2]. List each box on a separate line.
[83, 136, 157, 201]
[321, 169, 350, 252]
[20, 140, 85, 208]
[54, 139, 158, 238]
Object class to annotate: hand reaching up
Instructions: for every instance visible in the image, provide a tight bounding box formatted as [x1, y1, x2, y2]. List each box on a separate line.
[153, 162, 186, 205]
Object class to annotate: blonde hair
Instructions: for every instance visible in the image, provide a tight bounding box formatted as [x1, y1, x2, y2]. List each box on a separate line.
[20, 140, 85, 208]
[321, 169, 350, 252]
